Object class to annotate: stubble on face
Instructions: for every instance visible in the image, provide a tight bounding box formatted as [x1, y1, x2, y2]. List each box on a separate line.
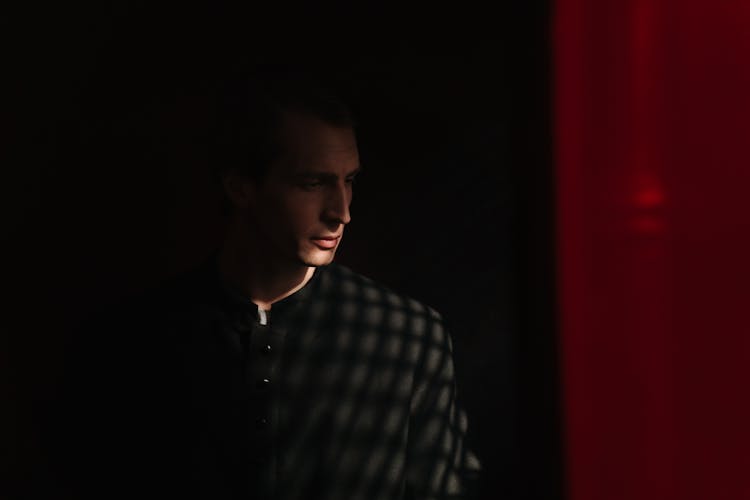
[248, 111, 359, 270]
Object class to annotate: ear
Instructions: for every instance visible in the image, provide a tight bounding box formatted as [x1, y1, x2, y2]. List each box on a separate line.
[221, 169, 257, 210]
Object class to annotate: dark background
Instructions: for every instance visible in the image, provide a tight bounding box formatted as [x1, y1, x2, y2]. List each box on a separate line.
[4, 3, 561, 499]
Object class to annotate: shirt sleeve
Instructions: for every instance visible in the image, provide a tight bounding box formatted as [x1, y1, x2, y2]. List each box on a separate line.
[406, 312, 481, 499]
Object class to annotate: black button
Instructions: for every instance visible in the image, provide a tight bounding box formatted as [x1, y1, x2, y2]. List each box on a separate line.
[256, 416, 268, 429]
[256, 378, 271, 391]
[261, 344, 272, 355]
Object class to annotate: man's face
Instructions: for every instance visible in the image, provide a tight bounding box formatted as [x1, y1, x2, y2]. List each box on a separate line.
[241, 111, 360, 268]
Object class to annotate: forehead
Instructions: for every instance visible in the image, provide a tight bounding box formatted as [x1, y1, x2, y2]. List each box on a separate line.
[275, 111, 359, 174]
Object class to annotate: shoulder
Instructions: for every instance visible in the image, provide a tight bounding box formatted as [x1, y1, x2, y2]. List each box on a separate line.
[82, 257, 226, 358]
[321, 263, 451, 345]
[112, 255, 226, 326]
[322, 263, 442, 316]
[140, 258, 220, 309]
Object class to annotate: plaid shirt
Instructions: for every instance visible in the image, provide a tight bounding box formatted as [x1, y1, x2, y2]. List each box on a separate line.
[60, 253, 480, 500]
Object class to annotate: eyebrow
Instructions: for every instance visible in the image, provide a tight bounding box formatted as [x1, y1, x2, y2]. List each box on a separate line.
[294, 167, 362, 179]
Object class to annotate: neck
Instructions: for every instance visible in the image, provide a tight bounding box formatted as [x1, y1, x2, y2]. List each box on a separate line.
[218, 220, 315, 310]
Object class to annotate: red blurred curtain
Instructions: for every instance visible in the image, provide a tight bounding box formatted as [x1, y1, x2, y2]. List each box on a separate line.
[555, 1, 750, 499]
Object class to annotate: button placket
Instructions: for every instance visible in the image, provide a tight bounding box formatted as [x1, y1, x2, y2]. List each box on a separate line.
[244, 320, 286, 489]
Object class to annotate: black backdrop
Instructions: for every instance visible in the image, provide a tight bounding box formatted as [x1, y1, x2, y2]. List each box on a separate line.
[4, 3, 562, 499]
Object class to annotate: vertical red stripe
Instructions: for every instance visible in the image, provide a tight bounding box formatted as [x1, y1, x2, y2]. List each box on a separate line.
[555, 1, 750, 499]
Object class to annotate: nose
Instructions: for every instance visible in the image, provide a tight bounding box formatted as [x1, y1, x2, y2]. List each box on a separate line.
[323, 182, 352, 226]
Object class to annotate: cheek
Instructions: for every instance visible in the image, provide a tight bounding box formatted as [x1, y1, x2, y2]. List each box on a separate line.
[275, 195, 321, 234]
[290, 204, 320, 232]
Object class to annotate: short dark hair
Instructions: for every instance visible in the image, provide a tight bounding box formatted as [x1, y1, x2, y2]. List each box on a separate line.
[213, 66, 356, 183]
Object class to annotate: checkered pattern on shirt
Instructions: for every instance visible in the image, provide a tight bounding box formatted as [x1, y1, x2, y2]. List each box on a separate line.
[119, 256, 481, 500]
[255, 263, 481, 500]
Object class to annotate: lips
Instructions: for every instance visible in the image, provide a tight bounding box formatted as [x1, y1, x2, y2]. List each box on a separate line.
[311, 236, 340, 250]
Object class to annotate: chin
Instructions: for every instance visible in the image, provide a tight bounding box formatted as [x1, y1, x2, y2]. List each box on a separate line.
[300, 250, 337, 267]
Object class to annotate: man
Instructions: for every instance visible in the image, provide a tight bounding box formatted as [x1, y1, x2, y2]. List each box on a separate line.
[60, 69, 480, 500]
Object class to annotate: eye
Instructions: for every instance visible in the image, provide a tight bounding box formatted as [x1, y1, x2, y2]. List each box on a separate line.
[300, 180, 323, 190]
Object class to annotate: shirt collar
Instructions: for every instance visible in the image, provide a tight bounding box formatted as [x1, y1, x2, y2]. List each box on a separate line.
[204, 249, 326, 313]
